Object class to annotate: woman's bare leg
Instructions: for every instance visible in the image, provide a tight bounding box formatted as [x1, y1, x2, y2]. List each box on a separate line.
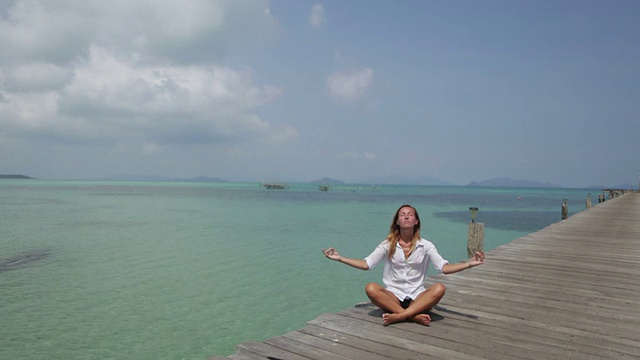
[366, 283, 446, 326]
[365, 283, 404, 316]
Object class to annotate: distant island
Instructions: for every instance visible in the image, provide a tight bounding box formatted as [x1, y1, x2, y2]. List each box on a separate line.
[310, 175, 562, 188]
[467, 177, 560, 188]
[98, 175, 227, 183]
[588, 183, 636, 190]
[5, 173, 628, 189]
[0, 174, 34, 179]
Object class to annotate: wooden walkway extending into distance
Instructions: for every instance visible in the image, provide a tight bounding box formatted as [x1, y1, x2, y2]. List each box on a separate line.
[212, 192, 640, 359]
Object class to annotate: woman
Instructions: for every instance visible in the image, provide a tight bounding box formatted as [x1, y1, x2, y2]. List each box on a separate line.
[323, 204, 484, 326]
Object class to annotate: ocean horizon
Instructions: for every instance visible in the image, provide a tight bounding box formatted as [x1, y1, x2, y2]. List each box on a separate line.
[1, 180, 601, 359]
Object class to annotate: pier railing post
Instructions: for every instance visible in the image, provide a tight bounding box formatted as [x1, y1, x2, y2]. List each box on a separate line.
[467, 207, 484, 258]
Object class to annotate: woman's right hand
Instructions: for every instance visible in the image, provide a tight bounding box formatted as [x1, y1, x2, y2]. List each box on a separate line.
[322, 247, 341, 261]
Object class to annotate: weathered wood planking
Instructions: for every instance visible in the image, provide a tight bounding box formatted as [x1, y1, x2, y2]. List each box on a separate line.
[213, 193, 640, 359]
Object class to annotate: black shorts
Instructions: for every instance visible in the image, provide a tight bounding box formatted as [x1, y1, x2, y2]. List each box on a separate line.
[400, 297, 412, 309]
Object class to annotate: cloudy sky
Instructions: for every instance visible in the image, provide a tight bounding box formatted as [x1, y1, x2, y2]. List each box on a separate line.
[1, 0, 638, 187]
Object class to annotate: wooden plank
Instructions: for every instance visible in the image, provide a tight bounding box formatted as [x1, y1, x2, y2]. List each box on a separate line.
[428, 289, 640, 340]
[338, 306, 620, 360]
[454, 264, 640, 291]
[432, 278, 640, 322]
[343, 305, 639, 359]
[478, 256, 640, 280]
[279, 330, 371, 360]
[264, 333, 355, 360]
[434, 274, 640, 314]
[485, 254, 640, 276]
[430, 302, 640, 355]
[292, 325, 400, 360]
[235, 341, 308, 359]
[309, 312, 529, 360]
[296, 323, 447, 360]
[446, 261, 640, 295]
[227, 351, 266, 360]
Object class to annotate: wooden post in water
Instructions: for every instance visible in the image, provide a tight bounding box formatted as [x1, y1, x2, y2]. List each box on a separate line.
[562, 199, 568, 220]
[467, 207, 484, 258]
[586, 193, 592, 209]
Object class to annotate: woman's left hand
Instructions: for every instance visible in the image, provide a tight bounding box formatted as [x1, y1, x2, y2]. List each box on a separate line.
[469, 251, 485, 266]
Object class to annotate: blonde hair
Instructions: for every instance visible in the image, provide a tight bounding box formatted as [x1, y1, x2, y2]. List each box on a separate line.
[386, 204, 421, 259]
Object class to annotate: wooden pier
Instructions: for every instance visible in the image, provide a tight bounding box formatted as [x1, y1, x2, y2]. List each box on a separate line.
[212, 193, 640, 359]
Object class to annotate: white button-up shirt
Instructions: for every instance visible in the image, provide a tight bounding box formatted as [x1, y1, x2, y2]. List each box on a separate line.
[364, 238, 448, 300]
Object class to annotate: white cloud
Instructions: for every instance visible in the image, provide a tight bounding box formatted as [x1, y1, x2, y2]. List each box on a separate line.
[0, 0, 90, 64]
[337, 150, 378, 160]
[0, 44, 295, 146]
[0, 1, 294, 150]
[141, 141, 164, 155]
[1, 62, 74, 92]
[337, 150, 358, 159]
[0, 0, 280, 65]
[363, 152, 378, 160]
[327, 68, 374, 101]
[309, 3, 325, 28]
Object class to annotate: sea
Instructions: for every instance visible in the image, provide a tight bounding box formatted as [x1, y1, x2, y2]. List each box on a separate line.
[0, 180, 601, 359]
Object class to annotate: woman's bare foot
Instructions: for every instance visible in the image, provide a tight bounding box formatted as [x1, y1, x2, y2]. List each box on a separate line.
[382, 313, 431, 326]
[382, 313, 402, 326]
[410, 313, 431, 326]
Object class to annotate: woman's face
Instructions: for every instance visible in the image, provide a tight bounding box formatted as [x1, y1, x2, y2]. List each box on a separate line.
[396, 206, 419, 229]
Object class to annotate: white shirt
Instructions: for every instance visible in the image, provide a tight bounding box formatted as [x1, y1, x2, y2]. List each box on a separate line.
[364, 238, 448, 301]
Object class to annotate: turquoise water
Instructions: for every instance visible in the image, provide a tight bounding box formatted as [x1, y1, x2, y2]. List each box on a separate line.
[0, 180, 598, 359]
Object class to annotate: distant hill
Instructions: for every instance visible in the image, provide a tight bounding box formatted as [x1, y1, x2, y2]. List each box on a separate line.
[99, 175, 227, 182]
[590, 183, 637, 190]
[187, 176, 228, 183]
[309, 177, 345, 185]
[0, 174, 34, 179]
[467, 177, 560, 188]
[364, 175, 454, 186]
